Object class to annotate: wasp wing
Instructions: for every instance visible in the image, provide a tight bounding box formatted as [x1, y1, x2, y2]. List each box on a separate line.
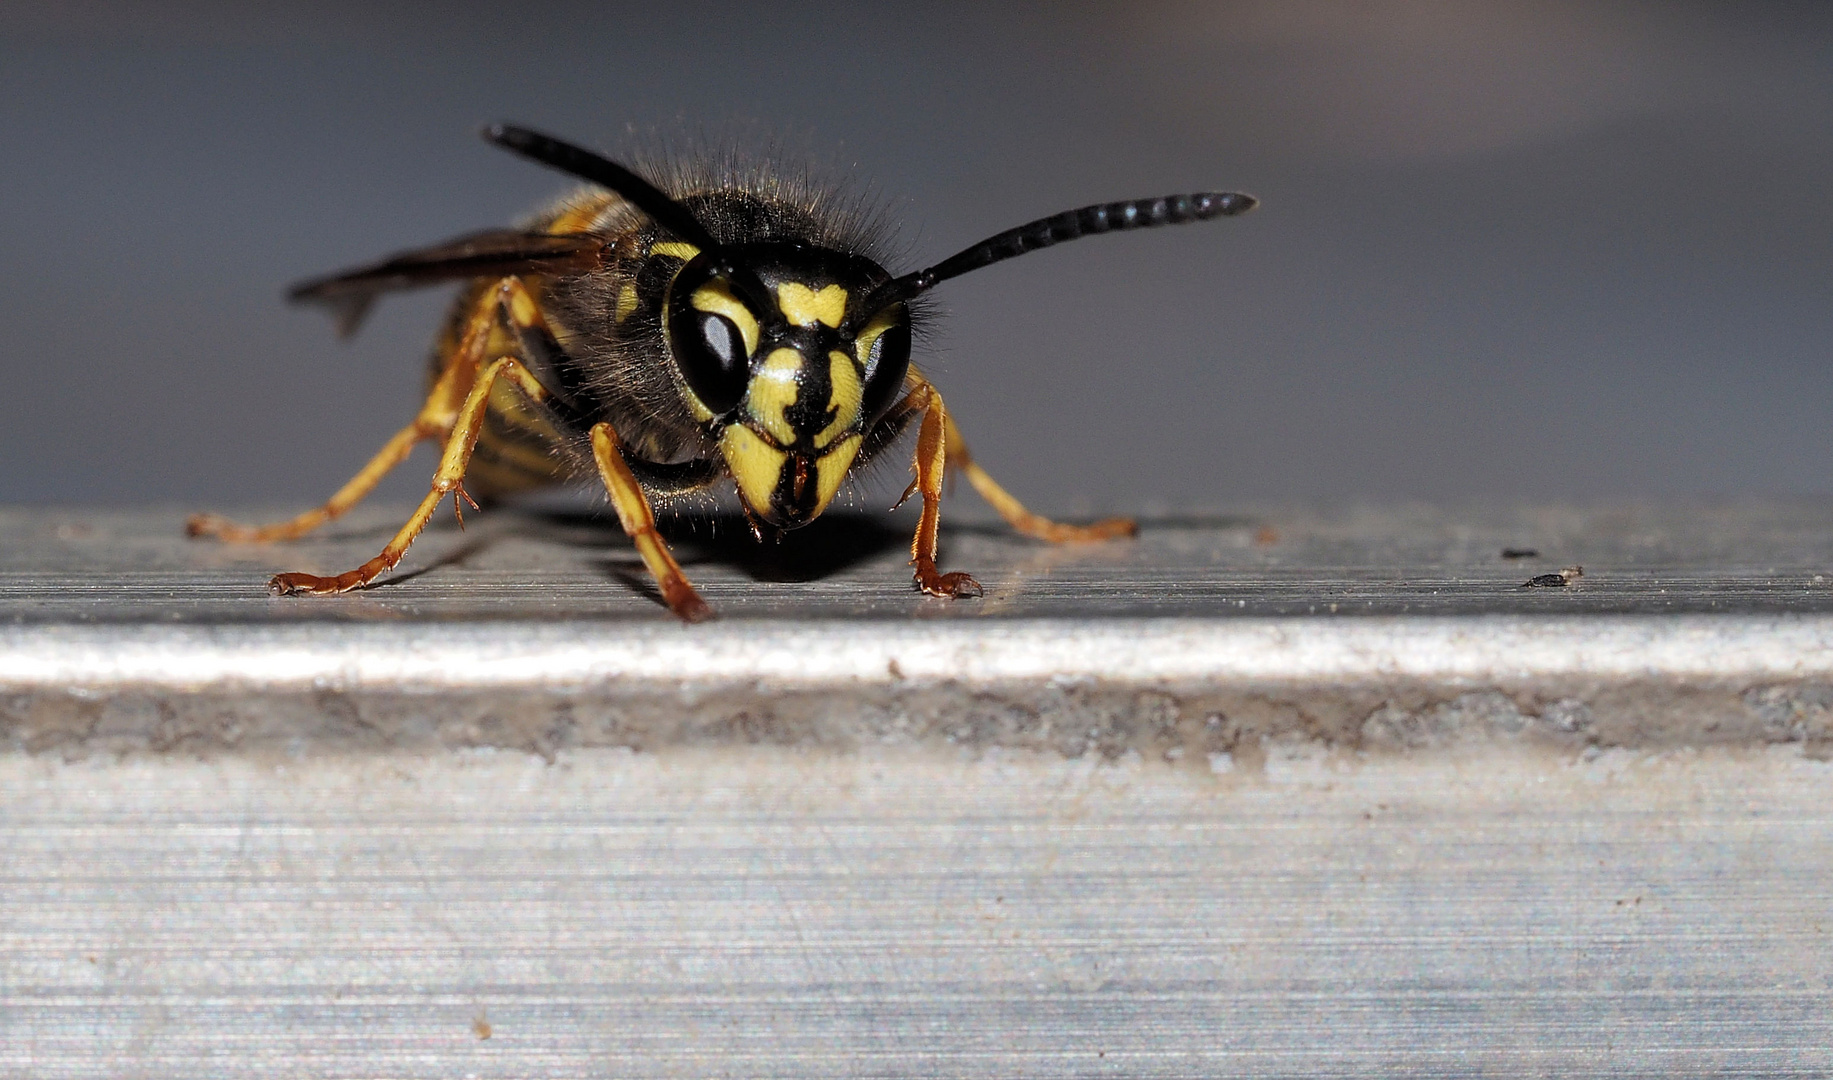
[289, 229, 607, 338]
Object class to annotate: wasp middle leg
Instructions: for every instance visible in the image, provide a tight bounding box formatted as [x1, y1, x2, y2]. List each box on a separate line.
[941, 411, 1137, 542]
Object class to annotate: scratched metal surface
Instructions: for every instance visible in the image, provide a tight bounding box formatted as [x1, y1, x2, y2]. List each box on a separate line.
[4, 747, 1831, 1079]
[4, 502, 1833, 1077]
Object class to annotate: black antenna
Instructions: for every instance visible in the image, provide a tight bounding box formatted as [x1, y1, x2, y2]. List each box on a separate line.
[483, 124, 720, 252]
[862, 191, 1257, 315]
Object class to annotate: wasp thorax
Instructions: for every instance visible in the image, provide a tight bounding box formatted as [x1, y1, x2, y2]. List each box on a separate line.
[662, 241, 912, 529]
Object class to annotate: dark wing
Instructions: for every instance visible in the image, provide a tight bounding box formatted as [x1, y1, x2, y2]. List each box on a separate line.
[289, 229, 608, 338]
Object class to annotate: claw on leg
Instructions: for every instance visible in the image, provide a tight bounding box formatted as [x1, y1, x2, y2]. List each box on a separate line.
[270, 553, 398, 596]
[915, 567, 983, 599]
[451, 481, 479, 529]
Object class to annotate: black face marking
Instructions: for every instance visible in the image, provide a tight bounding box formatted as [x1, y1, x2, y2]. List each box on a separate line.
[772, 452, 818, 525]
[780, 357, 836, 444]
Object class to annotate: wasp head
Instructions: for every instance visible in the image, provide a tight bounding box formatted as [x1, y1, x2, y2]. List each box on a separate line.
[479, 125, 1254, 535]
[663, 241, 911, 530]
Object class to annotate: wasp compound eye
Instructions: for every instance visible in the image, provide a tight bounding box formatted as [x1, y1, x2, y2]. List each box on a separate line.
[678, 310, 748, 414]
[858, 312, 911, 425]
[667, 263, 762, 418]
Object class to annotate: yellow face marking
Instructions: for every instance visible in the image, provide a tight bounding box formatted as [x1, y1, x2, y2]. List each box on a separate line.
[853, 304, 902, 369]
[745, 348, 802, 446]
[815, 350, 862, 449]
[689, 281, 761, 358]
[812, 434, 862, 517]
[650, 241, 701, 262]
[775, 282, 848, 328]
[720, 425, 787, 515]
[615, 282, 639, 322]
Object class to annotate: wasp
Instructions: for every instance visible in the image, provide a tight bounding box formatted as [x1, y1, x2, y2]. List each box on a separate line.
[188, 125, 1257, 621]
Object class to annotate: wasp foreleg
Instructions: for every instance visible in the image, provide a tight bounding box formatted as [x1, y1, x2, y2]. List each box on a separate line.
[588, 424, 714, 623]
[907, 380, 984, 599]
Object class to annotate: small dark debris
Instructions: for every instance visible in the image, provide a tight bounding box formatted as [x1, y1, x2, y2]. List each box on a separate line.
[1254, 525, 1280, 546]
[1501, 548, 1539, 559]
[1520, 565, 1584, 589]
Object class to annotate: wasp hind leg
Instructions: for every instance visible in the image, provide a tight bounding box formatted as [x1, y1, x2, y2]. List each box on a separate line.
[941, 413, 1136, 542]
[243, 275, 556, 594]
[185, 420, 439, 543]
[186, 275, 542, 544]
[267, 353, 551, 595]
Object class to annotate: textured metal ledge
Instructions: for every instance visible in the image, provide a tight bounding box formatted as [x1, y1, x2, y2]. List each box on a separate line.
[5, 616, 1833, 760]
[7, 501, 1833, 758]
[5, 503, 1833, 1077]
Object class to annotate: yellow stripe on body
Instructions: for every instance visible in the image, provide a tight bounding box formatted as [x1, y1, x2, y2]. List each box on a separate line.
[650, 241, 701, 262]
[544, 192, 617, 235]
[468, 380, 567, 497]
[480, 415, 563, 475]
[472, 306, 564, 493]
[465, 453, 553, 497]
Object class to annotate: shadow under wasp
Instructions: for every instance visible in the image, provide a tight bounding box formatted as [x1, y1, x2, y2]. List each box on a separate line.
[189, 125, 1257, 620]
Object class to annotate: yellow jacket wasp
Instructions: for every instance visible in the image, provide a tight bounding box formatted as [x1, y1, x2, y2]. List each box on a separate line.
[189, 125, 1257, 620]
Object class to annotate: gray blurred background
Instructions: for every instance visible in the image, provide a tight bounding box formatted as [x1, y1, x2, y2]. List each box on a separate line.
[3, 1, 1830, 513]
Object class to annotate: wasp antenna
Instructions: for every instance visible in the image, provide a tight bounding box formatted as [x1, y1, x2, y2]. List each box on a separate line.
[868, 191, 1257, 311]
[482, 123, 720, 252]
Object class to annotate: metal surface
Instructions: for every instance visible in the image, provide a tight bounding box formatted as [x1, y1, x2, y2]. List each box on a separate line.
[5, 746, 1831, 1079]
[8, 501, 1833, 623]
[4, 502, 1833, 1076]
